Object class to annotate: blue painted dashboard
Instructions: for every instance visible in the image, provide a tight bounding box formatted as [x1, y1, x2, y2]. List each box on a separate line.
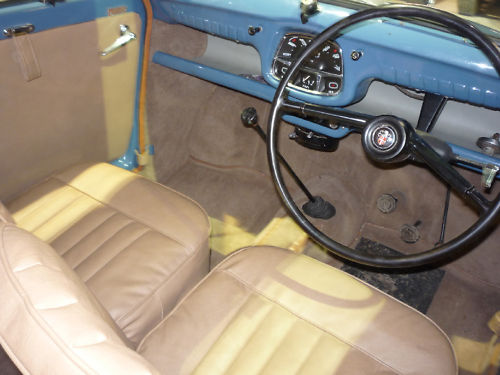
[1, 0, 498, 171]
[152, 0, 500, 109]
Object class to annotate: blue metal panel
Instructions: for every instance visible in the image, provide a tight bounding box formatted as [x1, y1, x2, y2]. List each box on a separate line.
[151, 0, 500, 109]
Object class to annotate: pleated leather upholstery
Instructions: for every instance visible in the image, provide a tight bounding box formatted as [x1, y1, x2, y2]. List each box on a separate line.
[7, 163, 210, 345]
[0, 223, 159, 375]
[139, 246, 457, 375]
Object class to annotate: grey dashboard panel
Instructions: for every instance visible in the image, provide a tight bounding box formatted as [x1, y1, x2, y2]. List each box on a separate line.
[188, 34, 498, 153]
[195, 35, 261, 76]
[347, 81, 499, 151]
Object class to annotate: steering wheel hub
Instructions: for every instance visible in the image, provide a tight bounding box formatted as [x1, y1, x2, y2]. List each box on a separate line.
[362, 116, 410, 163]
[373, 126, 396, 150]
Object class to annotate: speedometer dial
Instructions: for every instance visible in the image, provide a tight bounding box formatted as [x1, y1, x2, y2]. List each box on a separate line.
[278, 36, 311, 59]
[306, 44, 342, 75]
[272, 33, 343, 96]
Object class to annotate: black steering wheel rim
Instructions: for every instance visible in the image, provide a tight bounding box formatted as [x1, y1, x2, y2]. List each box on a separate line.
[268, 5, 500, 269]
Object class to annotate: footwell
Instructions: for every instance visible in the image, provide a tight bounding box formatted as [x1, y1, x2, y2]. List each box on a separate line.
[341, 238, 445, 314]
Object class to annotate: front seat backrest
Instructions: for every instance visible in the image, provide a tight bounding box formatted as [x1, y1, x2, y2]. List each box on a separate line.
[0, 223, 159, 375]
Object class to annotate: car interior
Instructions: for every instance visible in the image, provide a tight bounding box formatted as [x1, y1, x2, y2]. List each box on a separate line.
[0, 0, 499, 374]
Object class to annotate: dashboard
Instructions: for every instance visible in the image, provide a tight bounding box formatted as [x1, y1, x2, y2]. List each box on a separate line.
[152, 0, 500, 107]
[150, 0, 500, 170]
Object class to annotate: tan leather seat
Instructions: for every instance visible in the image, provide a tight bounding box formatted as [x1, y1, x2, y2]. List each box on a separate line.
[0, 223, 457, 375]
[138, 246, 457, 375]
[0, 223, 158, 374]
[4, 163, 210, 345]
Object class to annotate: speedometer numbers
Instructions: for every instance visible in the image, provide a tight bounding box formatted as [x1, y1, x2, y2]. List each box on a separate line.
[272, 33, 343, 96]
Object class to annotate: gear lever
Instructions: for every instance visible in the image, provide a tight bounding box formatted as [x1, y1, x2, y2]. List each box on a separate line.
[241, 107, 335, 220]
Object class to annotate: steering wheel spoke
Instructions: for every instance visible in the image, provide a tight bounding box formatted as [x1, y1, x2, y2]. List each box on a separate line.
[281, 99, 371, 130]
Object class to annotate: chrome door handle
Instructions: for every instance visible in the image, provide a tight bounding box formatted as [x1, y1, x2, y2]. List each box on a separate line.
[3, 24, 35, 37]
[100, 24, 136, 56]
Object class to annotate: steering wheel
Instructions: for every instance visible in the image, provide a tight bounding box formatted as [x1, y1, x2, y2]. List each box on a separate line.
[268, 5, 500, 269]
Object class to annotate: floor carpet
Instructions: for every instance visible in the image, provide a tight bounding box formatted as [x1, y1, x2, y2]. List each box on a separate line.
[165, 158, 282, 234]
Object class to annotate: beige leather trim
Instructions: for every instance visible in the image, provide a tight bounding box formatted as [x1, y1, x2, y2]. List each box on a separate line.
[114, 238, 209, 342]
[139, 246, 457, 375]
[52, 163, 211, 250]
[228, 247, 458, 363]
[226, 246, 458, 374]
[7, 163, 210, 346]
[0, 223, 159, 374]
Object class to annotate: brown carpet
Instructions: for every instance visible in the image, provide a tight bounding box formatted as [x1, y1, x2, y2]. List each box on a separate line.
[166, 158, 281, 234]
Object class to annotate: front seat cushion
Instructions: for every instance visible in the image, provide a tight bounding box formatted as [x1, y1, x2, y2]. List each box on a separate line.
[6, 163, 210, 345]
[138, 246, 457, 375]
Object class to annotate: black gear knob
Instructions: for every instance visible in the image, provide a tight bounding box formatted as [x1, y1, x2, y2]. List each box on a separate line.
[241, 107, 258, 128]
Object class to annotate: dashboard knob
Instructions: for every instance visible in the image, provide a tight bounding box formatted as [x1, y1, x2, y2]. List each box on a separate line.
[350, 50, 362, 61]
[300, 0, 319, 23]
[477, 133, 500, 156]
[248, 26, 262, 36]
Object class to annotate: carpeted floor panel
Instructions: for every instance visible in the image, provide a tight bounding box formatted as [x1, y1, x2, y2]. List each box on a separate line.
[165, 158, 282, 234]
[341, 238, 445, 314]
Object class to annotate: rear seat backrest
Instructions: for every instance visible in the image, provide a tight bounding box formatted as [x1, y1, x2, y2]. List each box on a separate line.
[0, 223, 159, 375]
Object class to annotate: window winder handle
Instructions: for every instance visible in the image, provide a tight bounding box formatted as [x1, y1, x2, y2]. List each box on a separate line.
[100, 24, 136, 56]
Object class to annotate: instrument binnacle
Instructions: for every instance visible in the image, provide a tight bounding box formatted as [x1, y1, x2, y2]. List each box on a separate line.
[272, 33, 343, 96]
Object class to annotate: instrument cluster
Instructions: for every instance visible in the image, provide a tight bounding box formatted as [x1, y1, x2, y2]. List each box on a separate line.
[272, 33, 343, 96]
